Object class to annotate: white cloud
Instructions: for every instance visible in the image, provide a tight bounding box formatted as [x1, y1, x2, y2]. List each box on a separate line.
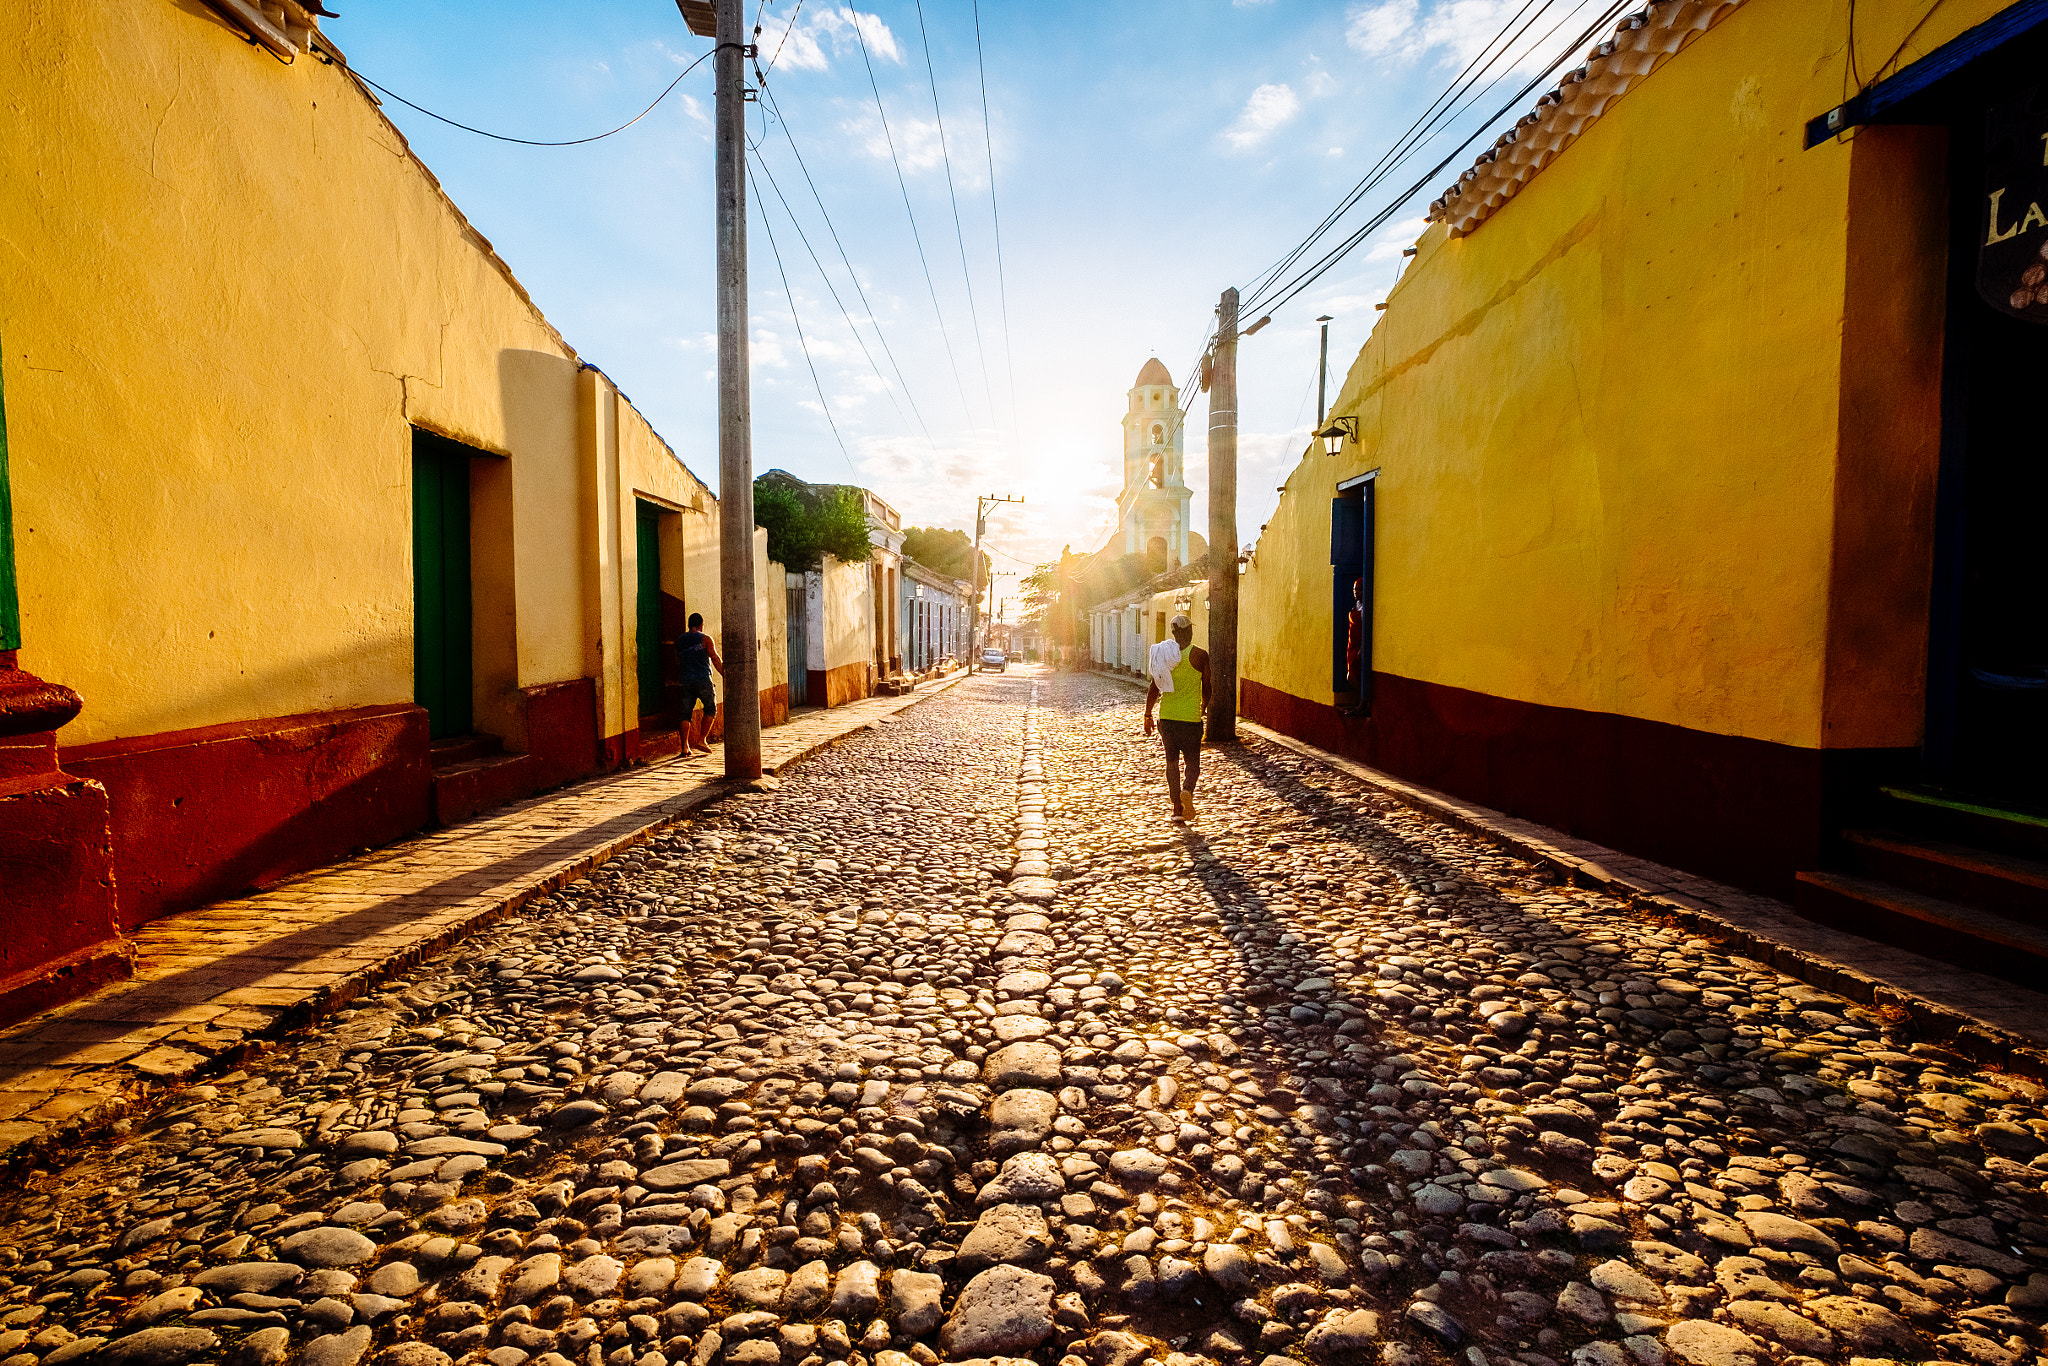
[1364, 215, 1431, 259]
[1223, 83, 1300, 150]
[751, 327, 789, 369]
[1344, 0, 1419, 57]
[838, 109, 987, 182]
[759, 6, 902, 73]
[1346, 0, 1606, 72]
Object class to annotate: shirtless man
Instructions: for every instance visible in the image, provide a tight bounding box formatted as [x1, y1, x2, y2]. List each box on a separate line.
[1142, 614, 1210, 822]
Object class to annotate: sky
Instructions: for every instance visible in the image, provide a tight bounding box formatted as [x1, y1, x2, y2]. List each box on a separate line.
[330, 0, 1614, 593]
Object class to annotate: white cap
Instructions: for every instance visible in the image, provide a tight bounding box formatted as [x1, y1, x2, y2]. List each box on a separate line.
[1170, 614, 1193, 631]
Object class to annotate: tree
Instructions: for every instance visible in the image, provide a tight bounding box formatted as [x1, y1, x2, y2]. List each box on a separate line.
[1020, 561, 1059, 623]
[754, 479, 818, 571]
[903, 525, 987, 590]
[754, 477, 873, 570]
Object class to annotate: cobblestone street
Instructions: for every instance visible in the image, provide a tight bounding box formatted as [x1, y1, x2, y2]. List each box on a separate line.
[2, 669, 2045, 1366]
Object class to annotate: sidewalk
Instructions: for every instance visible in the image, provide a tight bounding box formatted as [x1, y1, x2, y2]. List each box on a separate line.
[0, 673, 973, 1169]
[1082, 667, 2048, 1076]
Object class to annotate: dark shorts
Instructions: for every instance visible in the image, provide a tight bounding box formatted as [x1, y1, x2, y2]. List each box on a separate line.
[681, 678, 717, 718]
[1157, 718, 1202, 755]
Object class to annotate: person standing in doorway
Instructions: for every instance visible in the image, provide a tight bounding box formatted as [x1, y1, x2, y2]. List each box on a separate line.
[676, 611, 724, 758]
[1143, 614, 1210, 822]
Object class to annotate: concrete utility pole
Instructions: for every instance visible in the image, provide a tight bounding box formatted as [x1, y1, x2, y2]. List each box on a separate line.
[970, 493, 1022, 657]
[714, 0, 761, 778]
[1207, 287, 1240, 743]
[1317, 314, 1333, 425]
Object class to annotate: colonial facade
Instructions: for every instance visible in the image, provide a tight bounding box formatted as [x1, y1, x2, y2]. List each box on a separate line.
[0, 0, 789, 1022]
[1238, 0, 2048, 986]
[902, 561, 972, 674]
[1114, 359, 1194, 569]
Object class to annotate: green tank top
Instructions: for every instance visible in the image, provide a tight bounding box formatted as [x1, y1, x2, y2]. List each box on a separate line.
[1159, 652, 1203, 723]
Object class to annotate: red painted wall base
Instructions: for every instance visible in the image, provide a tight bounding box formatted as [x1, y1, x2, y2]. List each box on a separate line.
[0, 765, 129, 1028]
[1241, 673, 1836, 898]
[62, 703, 434, 929]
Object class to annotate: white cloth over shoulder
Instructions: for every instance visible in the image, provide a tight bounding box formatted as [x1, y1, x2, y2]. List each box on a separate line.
[1147, 639, 1182, 694]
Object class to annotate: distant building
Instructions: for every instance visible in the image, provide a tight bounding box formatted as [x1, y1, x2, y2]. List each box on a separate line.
[764, 471, 912, 706]
[902, 560, 971, 673]
[1114, 359, 1194, 571]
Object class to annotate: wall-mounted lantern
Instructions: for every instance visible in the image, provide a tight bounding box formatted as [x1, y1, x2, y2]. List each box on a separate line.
[1315, 415, 1358, 457]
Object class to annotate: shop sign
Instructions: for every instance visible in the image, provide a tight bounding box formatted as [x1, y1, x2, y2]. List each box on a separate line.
[1981, 86, 2048, 321]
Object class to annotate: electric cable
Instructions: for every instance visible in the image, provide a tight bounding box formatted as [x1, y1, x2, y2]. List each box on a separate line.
[914, 0, 1001, 434]
[752, 76, 941, 453]
[971, 0, 1022, 445]
[1240, 0, 1620, 320]
[849, 11, 980, 428]
[1245, 0, 1631, 323]
[749, 121, 923, 441]
[1240, 0, 1558, 308]
[763, 0, 807, 76]
[747, 162, 858, 475]
[349, 49, 711, 146]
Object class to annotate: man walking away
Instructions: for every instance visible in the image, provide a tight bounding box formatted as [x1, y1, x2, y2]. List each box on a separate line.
[676, 612, 724, 758]
[1143, 614, 1210, 822]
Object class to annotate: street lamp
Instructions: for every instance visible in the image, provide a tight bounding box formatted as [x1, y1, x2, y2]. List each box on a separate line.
[1315, 415, 1358, 457]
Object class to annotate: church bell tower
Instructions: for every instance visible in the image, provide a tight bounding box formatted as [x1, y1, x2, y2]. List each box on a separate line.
[1115, 357, 1193, 569]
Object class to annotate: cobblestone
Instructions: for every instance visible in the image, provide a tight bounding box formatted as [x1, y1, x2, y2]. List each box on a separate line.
[0, 669, 2043, 1366]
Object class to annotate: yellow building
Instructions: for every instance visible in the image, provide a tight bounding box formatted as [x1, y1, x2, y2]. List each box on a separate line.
[1240, 0, 2048, 981]
[0, 0, 786, 1021]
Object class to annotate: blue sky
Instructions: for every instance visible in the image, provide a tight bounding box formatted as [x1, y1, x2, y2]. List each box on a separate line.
[332, 0, 1609, 584]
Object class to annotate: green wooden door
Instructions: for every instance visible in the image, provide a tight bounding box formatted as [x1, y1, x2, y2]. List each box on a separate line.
[636, 501, 664, 721]
[412, 431, 472, 740]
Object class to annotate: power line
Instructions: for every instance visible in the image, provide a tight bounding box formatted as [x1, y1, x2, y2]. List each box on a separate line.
[752, 76, 941, 453]
[913, 0, 1000, 433]
[1239, 0, 1558, 309]
[971, 0, 1022, 446]
[1245, 0, 1632, 324]
[848, 12, 979, 428]
[749, 123, 922, 441]
[763, 0, 807, 76]
[747, 162, 858, 475]
[348, 49, 711, 146]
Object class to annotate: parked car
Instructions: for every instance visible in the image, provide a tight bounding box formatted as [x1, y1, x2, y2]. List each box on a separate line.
[980, 648, 1007, 673]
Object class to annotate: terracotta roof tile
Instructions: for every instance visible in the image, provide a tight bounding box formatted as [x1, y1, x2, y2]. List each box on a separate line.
[1427, 0, 1748, 236]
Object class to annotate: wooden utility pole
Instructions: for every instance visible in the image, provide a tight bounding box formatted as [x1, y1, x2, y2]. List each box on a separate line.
[1317, 314, 1333, 425]
[714, 0, 761, 777]
[970, 493, 1021, 659]
[1207, 287, 1240, 743]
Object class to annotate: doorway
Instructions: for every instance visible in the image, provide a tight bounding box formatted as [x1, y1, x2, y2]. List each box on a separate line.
[635, 500, 666, 728]
[1330, 472, 1376, 715]
[412, 429, 473, 740]
[1927, 72, 2048, 810]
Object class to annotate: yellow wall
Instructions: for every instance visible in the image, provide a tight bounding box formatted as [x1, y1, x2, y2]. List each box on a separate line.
[1241, 0, 1985, 752]
[1, 1, 784, 751]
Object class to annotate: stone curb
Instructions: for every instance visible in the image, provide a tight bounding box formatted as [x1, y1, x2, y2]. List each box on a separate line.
[1080, 666, 2048, 1081]
[0, 671, 977, 1178]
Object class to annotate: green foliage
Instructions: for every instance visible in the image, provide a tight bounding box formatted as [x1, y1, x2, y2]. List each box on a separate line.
[813, 487, 874, 565]
[903, 525, 987, 589]
[754, 479, 872, 569]
[753, 479, 818, 571]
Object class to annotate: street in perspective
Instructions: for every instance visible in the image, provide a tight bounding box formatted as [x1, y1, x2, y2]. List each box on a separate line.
[1, 672, 2044, 1366]
[4, 4, 2048, 1366]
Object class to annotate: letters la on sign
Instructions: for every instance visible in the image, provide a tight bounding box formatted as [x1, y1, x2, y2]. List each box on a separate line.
[1982, 87, 2048, 321]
